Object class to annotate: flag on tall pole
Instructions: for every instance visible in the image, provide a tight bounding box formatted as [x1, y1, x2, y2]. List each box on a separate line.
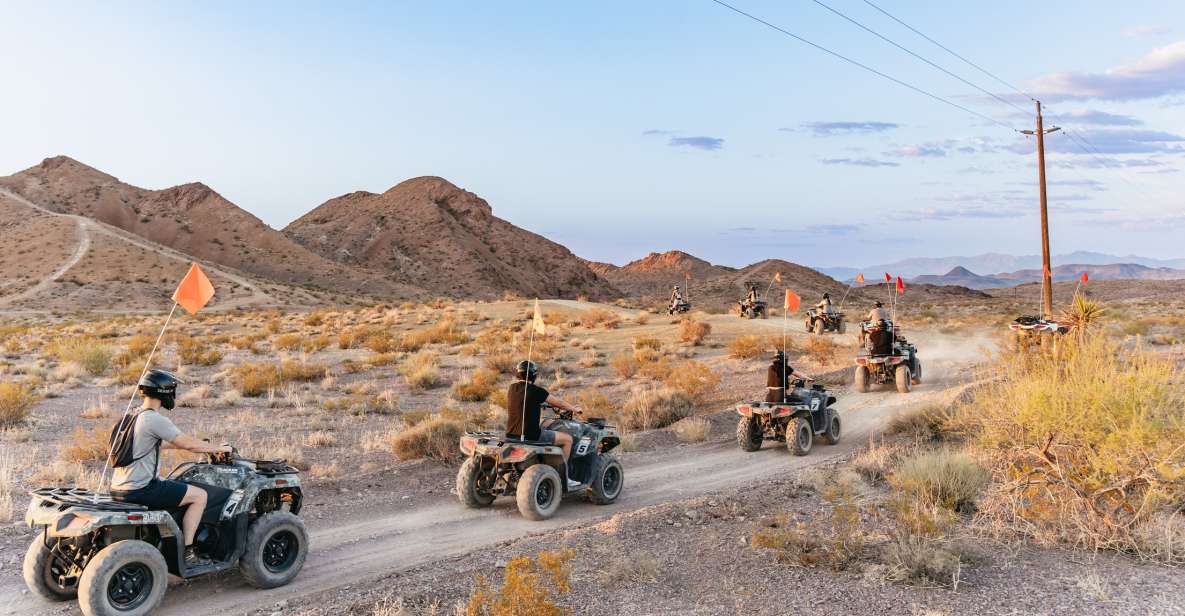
[884, 272, 892, 283]
[172, 263, 215, 314]
[855, 273, 865, 284]
[783, 289, 801, 313]
[895, 276, 905, 295]
[1080, 272, 1088, 284]
[532, 299, 547, 335]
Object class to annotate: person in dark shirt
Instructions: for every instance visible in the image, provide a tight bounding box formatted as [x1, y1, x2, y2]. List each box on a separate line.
[766, 349, 794, 403]
[505, 360, 581, 462]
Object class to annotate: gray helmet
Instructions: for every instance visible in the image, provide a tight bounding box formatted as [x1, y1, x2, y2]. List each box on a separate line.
[515, 360, 539, 382]
[138, 369, 181, 410]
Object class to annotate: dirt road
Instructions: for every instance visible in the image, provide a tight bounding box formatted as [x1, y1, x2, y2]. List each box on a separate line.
[1, 328, 981, 616]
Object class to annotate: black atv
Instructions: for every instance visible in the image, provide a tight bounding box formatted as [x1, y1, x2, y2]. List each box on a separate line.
[804, 308, 846, 335]
[736, 380, 840, 456]
[668, 298, 692, 315]
[23, 448, 306, 616]
[457, 405, 623, 520]
[1007, 315, 1068, 353]
[854, 319, 921, 394]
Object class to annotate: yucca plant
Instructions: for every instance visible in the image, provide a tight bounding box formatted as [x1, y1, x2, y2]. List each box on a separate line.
[1059, 292, 1105, 334]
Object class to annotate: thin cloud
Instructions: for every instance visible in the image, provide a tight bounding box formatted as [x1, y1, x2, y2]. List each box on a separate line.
[1048, 157, 1167, 169]
[1008, 128, 1185, 155]
[793, 121, 899, 136]
[1122, 26, 1171, 38]
[804, 224, 861, 235]
[668, 136, 724, 151]
[1026, 41, 1185, 101]
[642, 129, 679, 136]
[886, 144, 947, 158]
[1056, 109, 1142, 126]
[820, 157, 899, 167]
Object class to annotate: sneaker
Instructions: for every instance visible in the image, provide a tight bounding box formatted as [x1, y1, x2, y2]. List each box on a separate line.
[184, 546, 211, 568]
[567, 479, 582, 489]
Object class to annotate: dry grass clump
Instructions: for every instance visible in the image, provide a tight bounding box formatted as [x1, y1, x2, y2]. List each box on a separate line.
[303, 430, 338, 448]
[632, 336, 662, 351]
[273, 333, 303, 351]
[886, 405, 951, 441]
[609, 353, 640, 378]
[303, 335, 331, 353]
[176, 336, 222, 366]
[364, 331, 398, 353]
[803, 336, 838, 365]
[0, 452, 15, 523]
[402, 317, 471, 351]
[673, 417, 711, 442]
[881, 534, 966, 587]
[483, 350, 519, 373]
[47, 337, 113, 375]
[60, 425, 111, 462]
[579, 307, 621, 329]
[232, 361, 327, 397]
[958, 335, 1185, 558]
[0, 381, 39, 427]
[574, 390, 614, 419]
[662, 360, 720, 403]
[466, 549, 574, 616]
[727, 335, 762, 360]
[177, 384, 211, 408]
[453, 368, 500, 402]
[678, 319, 711, 345]
[890, 448, 989, 512]
[390, 416, 465, 460]
[620, 387, 692, 430]
[400, 351, 441, 390]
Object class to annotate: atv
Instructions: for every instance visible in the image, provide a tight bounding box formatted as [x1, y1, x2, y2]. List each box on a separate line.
[23, 449, 307, 616]
[457, 405, 623, 521]
[854, 319, 921, 394]
[804, 308, 846, 335]
[736, 380, 840, 456]
[668, 298, 692, 315]
[1007, 315, 1067, 353]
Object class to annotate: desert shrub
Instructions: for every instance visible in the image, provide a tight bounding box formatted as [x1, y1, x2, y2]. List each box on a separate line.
[364, 331, 397, 353]
[802, 336, 838, 365]
[678, 319, 711, 345]
[402, 318, 470, 350]
[579, 308, 620, 329]
[400, 351, 440, 390]
[302, 335, 331, 353]
[453, 368, 500, 402]
[273, 333, 302, 351]
[304, 310, 329, 327]
[890, 448, 989, 512]
[47, 337, 113, 375]
[390, 416, 465, 460]
[474, 326, 514, 355]
[60, 425, 110, 462]
[232, 361, 326, 397]
[959, 335, 1185, 556]
[662, 360, 720, 403]
[574, 390, 614, 419]
[0, 382, 39, 427]
[673, 417, 711, 442]
[637, 357, 672, 381]
[886, 405, 951, 441]
[606, 353, 638, 379]
[633, 312, 650, 325]
[303, 430, 338, 448]
[578, 349, 604, 368]
[466, 549, 574, 616]
[0, 452, 14, 523]
[483, 350, 518, 373]
[367, 352, 400, 367]
[280, 360, 327, 382]
[632, 336, 662, 351]
[727, 335, 762, 360]
[1060, 292, 1106, 334]
[122, 334, 155, 357]
[337, 328, 360, 349]
[620, 387, 692, 430]
[230, 336, 261, 353]
[176, 336, 222, 366]
[265, 318, 283, 334]
[881, 534, 964, 587]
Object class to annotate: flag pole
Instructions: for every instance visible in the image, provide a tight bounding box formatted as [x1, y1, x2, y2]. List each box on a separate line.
[95, 301, 180, 499]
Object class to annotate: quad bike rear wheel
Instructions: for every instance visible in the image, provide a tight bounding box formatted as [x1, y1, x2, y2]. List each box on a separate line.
[803, 318, 813, 332]
[854, 365, 870, 393]
[912, 360, 922, 385]
[587, 455, 624, 505]
[239, 511, 309, 589]
[516, 464, 562, 521]
[813, 319, 824, 335]
[23, 537, 79, 601]
[822, 413, 841, 445]
[895, 365, 913, 394]
[837, 319, 846, 335]
[456, 457, 496, 508]
[787, 417, 813, 456]
[736, 416, 763, 452]
[78, 540, 168, 616]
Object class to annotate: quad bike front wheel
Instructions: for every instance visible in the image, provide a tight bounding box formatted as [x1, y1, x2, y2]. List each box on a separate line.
[78, 540, 168, 616]
[787, 417, 813, 456]
[456, 457, 496, 508]
[813, 319, 824, 335]
[23, 536, 79, 601]
[516, 464, 562, 521]
[239, 511, 309, 589]
[822, 413, 841, 445]
[837, 319, 846, 335]
[803, 318, 813, 332]
[587, 455, 624, 505]
[895, 365, 913, 394]
[736, 416, 763, 452]
[854, 365, 870, 393]
[912, 360, 922, 385]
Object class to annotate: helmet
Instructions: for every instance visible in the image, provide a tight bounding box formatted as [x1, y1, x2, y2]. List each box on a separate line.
[771, 349, 785, 362]
[515, 360, 539, 382]
[874, 301, 883, 307]
[138, 369, 181, 410]
[823, 293, 831, 300]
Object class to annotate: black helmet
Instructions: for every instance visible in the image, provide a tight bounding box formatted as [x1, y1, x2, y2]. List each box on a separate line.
[138, 369, 181, 410]
[771, 349, 785, 362]
[874, 301, 883, 307]
[515, 360, 539, 382]
[823, 292, 831, 299]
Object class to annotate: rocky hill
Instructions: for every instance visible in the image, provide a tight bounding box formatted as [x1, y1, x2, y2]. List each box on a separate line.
[913, 263, 1185, 289]
[283, 176, 618, 300]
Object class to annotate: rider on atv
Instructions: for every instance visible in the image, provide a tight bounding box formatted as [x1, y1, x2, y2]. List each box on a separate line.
[815, 292, 836, 315]
[860, 301, 891, 345]
[506, 360, 583, 487]
[109, 370, 232, 568]
[766, 349, 795, 403]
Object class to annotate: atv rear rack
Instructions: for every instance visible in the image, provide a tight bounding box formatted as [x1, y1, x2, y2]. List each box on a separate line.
[28, 487, 147, 512]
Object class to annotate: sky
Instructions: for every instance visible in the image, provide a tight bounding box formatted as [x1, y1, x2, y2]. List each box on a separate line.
[1, 1, 1182, 269]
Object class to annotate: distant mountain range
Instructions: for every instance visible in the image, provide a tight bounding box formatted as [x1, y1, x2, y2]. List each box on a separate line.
[818, 252, 1185, 280]
[910, 263, 1185, 290]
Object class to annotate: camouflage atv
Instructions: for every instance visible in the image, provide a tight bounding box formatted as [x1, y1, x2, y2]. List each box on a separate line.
[804, 308, 846, 335]
[855, 319, 921, 394]
[23, 449, 306, 616]
[457, 404, 623, 520]
[668, 298, 692, 315]
[736, 381, 840, 455]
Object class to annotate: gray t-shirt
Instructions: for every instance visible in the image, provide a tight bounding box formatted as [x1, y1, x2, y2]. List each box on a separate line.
[111, 409, 182, 491]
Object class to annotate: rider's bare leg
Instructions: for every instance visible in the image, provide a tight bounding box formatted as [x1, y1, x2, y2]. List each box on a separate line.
[179, 484, 207, 546]
[554, 431, 573, 461]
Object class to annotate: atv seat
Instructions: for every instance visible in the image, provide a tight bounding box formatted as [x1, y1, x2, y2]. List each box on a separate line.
[503, 436, 555, 447]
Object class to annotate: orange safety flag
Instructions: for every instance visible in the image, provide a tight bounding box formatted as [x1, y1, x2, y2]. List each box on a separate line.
[896, 276, 905, 295]
[884, 272, 892, 283]
[172, 263, 215, 315]
[855, 273, 865, 284]
[1080, 271, 1089, 284]
[783, 289, 801, 313]
[773, 272, 782, 283]
[531, 299, 547, 335]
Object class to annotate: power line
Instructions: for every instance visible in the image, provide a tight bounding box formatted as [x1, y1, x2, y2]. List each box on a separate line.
[810, 0, 1031, 118]
[861, 0, 1036, 103]
[709, 0, 1020, 133]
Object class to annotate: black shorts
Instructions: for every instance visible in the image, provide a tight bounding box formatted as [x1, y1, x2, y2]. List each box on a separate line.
[112, 479, 189, 510]
[536, 429, 557, 445]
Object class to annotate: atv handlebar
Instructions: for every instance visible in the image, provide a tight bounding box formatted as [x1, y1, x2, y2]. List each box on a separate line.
[541, 403, 581, 421]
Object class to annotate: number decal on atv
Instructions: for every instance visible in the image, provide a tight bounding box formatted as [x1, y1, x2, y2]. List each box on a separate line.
[575, 437, 591, 456]
[810, 398, 821, 411]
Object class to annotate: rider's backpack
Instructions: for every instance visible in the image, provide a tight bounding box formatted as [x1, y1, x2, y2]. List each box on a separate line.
[107, 409, 153, 468]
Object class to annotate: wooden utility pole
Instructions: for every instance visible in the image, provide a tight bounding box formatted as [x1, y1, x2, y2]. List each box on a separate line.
[1024, 101, 1059, 318]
